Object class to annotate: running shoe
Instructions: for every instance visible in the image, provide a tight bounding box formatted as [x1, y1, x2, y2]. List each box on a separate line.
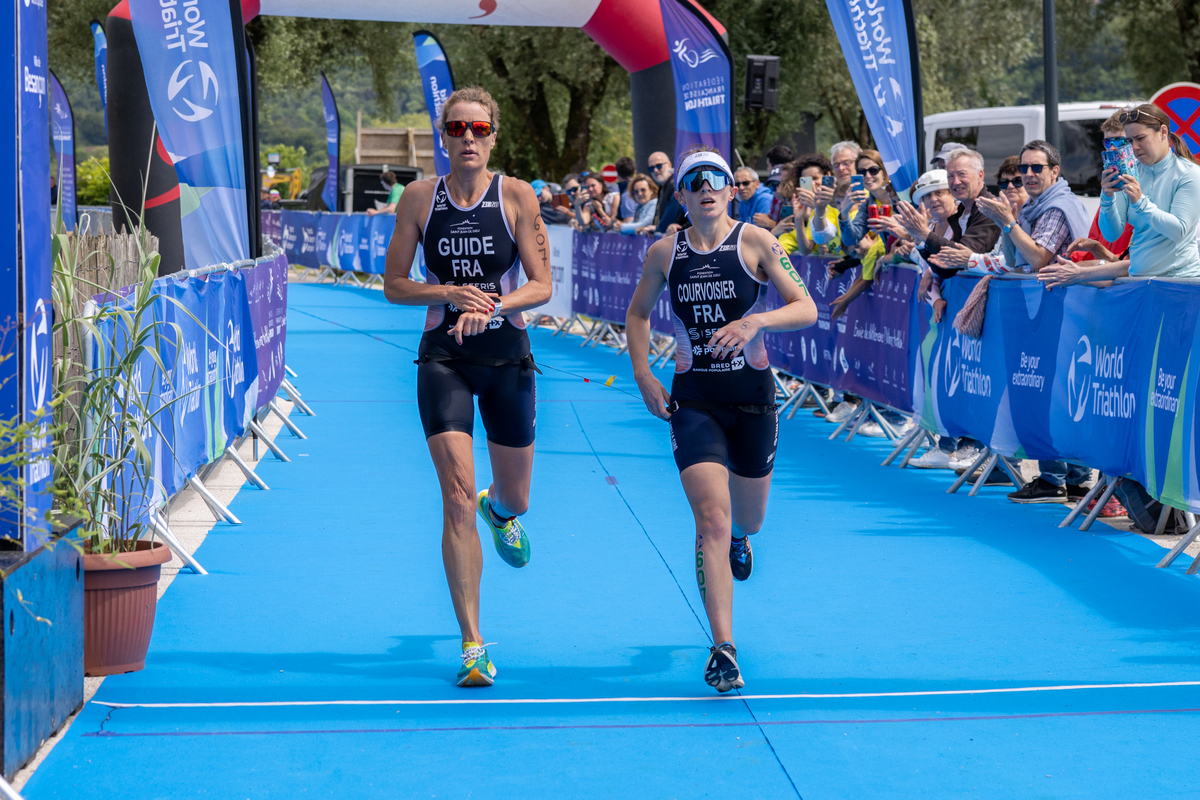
[855, 420, 886, 437]
[729, 536, 753, 581]
[477, 490, 530, 568]
[704, 642, 745, 693]
[456, 641, 497, 687]
[909, 448, 954, 469]
[825, 400, 860, 423]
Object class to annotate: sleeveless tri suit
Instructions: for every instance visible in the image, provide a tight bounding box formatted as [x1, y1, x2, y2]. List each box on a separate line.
[666, 222, 778, 478]
[415, 174, 536, 447]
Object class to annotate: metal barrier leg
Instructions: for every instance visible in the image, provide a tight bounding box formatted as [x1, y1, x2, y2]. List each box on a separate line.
[285, 365, 299, 378]
[1078, 477, 1120, 531]
[968, 452, 1001, 496]
[883, 425, 922, 466]
[1060, 475, 1107, 528]
[150, 511, 208, 575]
[0, 772, 27, 800]
[280, 379, 315, 416]
[997, 456, 1024, 488]
[866, 404, 900, 441]
[249, 419, 291, 462]
[846, 402, 878, 442]
[270, 399, 307, 439]
[1153, 503, 1174, 537]
[898, 430, 932, 468]
[1158, 518, 1200, 568]
[778, 383, 809, 417]
[829, 402, 867, 441]
[947, 448, 991, 494]
[224, 445, 269, 490]
[189, 476, 242, 525]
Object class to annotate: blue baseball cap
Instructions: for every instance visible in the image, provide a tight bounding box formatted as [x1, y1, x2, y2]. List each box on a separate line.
[530, 179, 548, 196]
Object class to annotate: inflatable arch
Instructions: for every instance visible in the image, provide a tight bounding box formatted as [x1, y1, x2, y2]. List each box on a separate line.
[106, 0, 729, 272]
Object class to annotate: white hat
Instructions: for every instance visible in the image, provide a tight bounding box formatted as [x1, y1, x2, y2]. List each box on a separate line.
[677, 150, 734, 189]
[911, 169, 949, 205]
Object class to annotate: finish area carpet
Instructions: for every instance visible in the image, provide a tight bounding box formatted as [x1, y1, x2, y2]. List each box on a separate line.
[25, 284, 1200, 798]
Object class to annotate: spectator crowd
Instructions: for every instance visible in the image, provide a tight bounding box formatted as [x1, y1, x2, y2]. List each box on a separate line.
[518, 103, 1200, 533]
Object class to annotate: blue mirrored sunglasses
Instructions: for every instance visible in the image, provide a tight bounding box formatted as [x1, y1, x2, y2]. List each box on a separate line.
[679, 169, 731, 192]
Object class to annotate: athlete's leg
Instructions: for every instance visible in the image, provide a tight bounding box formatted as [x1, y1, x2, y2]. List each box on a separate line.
[427, 431, 484, 644]
[729, 473, 771, 537]
[680, 462, 736, 646]
[486, 441, 534, 518]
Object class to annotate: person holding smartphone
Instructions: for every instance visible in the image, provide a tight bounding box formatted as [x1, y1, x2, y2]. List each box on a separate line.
[1042, 104, 1200, 282]
[777, 154, 843, 256]
[624, 147, 817, 694]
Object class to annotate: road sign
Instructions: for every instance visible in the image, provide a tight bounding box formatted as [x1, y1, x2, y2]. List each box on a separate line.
[601, 163, 618, 184]
[1151, 83, 1200, 153]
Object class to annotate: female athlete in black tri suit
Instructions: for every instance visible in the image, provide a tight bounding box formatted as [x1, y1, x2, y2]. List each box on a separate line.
[626, 148, 817, 692]
[383, 87, 551, 687]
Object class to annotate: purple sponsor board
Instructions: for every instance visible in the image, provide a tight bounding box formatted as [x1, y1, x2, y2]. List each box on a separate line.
[262, 209, 282, 247]
[573, 232, 670, 329]
[243, 253, 288, 404]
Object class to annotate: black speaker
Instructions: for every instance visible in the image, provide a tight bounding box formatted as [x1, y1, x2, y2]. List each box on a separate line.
[744, 55, 780, 112]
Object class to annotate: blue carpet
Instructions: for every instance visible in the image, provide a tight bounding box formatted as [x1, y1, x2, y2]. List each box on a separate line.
[24, 284, 1200, 798]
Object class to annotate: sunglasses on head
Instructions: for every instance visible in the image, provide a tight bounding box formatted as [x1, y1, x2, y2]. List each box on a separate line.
[1118, 108, 1167, 127]
[997, 177, 1022, 189]
[679, 169, 731, 192]
[443, 120, 495, 138]
[1017, 163, 1048, 174]
[856, 165, 882, 176]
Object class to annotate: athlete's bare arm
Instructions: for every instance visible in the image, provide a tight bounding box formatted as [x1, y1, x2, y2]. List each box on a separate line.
[626, 237, 675, 420]
[382, 178, 493, 314]
[498, 178, 553, 315]
[706, 227, 818, 361]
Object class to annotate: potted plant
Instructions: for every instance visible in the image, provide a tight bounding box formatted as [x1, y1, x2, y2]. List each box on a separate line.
[50, 203, 198, 676]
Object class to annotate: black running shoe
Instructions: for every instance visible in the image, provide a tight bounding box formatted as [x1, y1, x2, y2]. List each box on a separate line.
[1007, 477, 1067, 504]
[729, 536, 753, 582]
[704, 642, 745, 693]
[1066, 483, 1090, 501]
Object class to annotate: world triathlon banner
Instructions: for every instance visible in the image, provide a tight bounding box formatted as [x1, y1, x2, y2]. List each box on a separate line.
[127, 0, 251, 269]
[413, 30, 454, 177]
[91, 253, 288, 518]
[90, 19, 108, 132]
[49, 71, 76, 233]
[659, 0, 733, 167]
[825, 0, 922, 193]
[921, 276, 1200, 511]
[320, 74, 340, 212]
[275, 209, 391, 274]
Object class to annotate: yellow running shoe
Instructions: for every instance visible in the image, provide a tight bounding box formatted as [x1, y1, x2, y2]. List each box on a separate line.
[477, 490, 531, 568]
[456, 641, 497, 687]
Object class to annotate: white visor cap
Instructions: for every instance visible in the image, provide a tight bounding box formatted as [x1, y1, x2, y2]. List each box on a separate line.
[911, 169, 949, 206]
[676, 150, 735, 190]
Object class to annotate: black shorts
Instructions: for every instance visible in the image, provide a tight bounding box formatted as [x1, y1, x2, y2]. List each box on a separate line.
[417, 359, 536, 448]
[668, 404, 778, 479]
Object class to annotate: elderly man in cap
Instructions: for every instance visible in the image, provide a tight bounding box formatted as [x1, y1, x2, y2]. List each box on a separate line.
[931, 141, 969, 170]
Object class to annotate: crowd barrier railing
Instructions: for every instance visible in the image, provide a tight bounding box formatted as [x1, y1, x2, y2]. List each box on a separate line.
[87, 242, 306, 571]
[265, 208, 400, 287]
[551, 229, 1200, 574]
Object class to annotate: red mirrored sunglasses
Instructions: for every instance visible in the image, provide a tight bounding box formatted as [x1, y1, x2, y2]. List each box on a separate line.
[443, 120, 495, 138]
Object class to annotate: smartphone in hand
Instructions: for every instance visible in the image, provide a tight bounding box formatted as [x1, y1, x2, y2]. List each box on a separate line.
[800, 176, 814, 193]
[850, 175, 865, 192]
[822, 175, 836, 188]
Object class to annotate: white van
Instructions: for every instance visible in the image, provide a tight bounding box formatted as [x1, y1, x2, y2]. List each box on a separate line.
[924, 101, 1140, 207]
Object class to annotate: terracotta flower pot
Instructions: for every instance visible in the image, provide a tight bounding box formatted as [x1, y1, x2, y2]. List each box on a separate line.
[83, 541, 171, 676]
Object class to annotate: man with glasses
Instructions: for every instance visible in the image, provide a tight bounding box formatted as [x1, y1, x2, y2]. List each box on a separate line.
[907, 149, 1000, 277]
[732, 166, 774, 226]
[638, 151, 687, 235]
[976, 140, 1090, 273]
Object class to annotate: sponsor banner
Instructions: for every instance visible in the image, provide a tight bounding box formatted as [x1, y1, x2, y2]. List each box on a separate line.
[275, 209, 399, 276]
[127, 0, 251, 269]
[91, 255, 287, 521]
[543, 224, 574, 318]
[367, 214, 391, 275]
[261, 209, 282, 245]
[90, 19, 108, 131]
[570, 231, 678, 336]
[412, 30, 454, 177]
[320, 74, 339, 212]
[825, 0, 922, 193]
[763, 256, 921, 412]
[19, 0, 53, 548]
[49, 71, 76, 232]
[659, 0, 733, 167]
[280, 209, 319, 269]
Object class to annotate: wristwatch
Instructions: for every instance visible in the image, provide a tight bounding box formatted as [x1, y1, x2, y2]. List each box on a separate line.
[1002, 221, 1015, 235]
[490, 299, 504, 319]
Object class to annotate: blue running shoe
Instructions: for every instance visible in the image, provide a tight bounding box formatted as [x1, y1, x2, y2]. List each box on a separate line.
[704, 642, 745, 693]
[729, 536, 753, 582]
[477, 490, 530, 568]
[456, 641, 497, 687]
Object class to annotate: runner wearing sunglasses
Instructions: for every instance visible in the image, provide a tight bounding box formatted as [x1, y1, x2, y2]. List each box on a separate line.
[383, 86, 552, 687]
[625, 147, 818, 693]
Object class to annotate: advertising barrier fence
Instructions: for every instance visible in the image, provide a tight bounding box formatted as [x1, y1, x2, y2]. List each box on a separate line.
[262, 214, 1200, 513]
[92, 250, 289, 517]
